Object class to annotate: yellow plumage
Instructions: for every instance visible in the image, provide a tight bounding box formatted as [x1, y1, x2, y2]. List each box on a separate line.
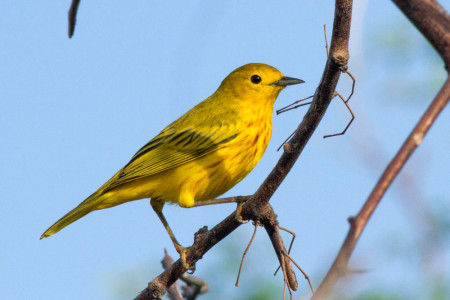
[41, 63, 303, 257]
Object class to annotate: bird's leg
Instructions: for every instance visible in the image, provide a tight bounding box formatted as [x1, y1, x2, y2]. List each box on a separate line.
[150, 198, 189, 269]
[192, 197, 239, 207]
[192, 195, 251, 223]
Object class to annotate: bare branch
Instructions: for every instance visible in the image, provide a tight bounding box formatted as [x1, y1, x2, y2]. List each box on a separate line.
[323, 91, 355, 138]
[262, 213, 298, 291]
[180, 273, 209, 300]
[393, 0, 450, 71]
[313, 76, 450, 299]
[282, 250, 315, 294]
[68, 0, 81, 38]
[235, 222, 259, 287]
[161, 250, 183, 300]
[276, 96, 314, 115]
[324, 24, 330, 56]
[274, 226, 296, 276]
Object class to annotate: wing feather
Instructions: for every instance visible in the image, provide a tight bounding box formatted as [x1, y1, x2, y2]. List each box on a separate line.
[103, 126, 238, 192]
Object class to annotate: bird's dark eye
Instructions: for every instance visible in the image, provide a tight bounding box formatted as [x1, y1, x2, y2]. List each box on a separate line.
[251, 75, 262, 84]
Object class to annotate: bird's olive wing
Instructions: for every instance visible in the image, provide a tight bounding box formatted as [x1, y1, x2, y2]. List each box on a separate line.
[103, 127, 238, 192]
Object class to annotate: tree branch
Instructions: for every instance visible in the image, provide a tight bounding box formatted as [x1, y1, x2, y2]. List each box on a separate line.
[312, 1, 450, 297]
[392, 0, 450, 71]
[135, 0, 353, 298]
[68, 0, 81, 38]
[312, 76, 450, 299]
[160, 250, 183, 300]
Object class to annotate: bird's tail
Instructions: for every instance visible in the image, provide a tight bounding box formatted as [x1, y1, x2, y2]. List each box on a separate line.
[40, 190, 106, 239]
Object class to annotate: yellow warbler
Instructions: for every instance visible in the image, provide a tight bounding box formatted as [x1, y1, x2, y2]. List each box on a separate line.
[41, 63, 303, 264]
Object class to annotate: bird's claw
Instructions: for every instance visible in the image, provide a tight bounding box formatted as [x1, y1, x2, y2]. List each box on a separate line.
[174, 244, 190, 269]
[235, 212, 249, 223]
[234, 199, 249, 223]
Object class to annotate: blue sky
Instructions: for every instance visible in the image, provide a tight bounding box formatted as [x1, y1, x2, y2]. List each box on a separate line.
[1, 1, 449, 299]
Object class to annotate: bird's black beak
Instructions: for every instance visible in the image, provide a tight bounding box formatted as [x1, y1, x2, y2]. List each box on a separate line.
[271, 76, 305, 86]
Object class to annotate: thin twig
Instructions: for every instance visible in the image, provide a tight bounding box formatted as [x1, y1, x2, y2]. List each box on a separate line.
[235, 222, 259, 287]
[324, 24, 329, 56]
[280, 227, 296, 259]
[274, 226, 296, 276]
[280, 254, 293, 300]
[323, 91, 355, 138]
[342, 69, 356, 103]
[275, 96, 313, 152]
[277, 130, 297, 152]
[68, 0, 81, 38]
[263, 219, 298, 291]
[282, 249, 315, 294]
[323, 59, 357, 138]
[276, 96, 314, 115]
[273, 227, 314, 294]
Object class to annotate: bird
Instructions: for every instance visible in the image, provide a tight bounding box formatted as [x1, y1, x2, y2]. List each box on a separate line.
[41, 63, 304, 267]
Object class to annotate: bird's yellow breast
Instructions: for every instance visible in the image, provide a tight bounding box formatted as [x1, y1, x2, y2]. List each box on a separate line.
[160, 106, 272, 207]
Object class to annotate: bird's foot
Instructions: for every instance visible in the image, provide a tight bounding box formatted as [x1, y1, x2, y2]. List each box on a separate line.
[235, 198, 249, 224]
[175, 244, 190, 269]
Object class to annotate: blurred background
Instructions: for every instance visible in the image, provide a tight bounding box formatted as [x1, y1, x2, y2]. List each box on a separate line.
[1, 1, 449, 299]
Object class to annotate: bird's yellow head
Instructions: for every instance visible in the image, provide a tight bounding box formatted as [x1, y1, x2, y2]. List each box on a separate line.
[218, 63, 304, 104]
